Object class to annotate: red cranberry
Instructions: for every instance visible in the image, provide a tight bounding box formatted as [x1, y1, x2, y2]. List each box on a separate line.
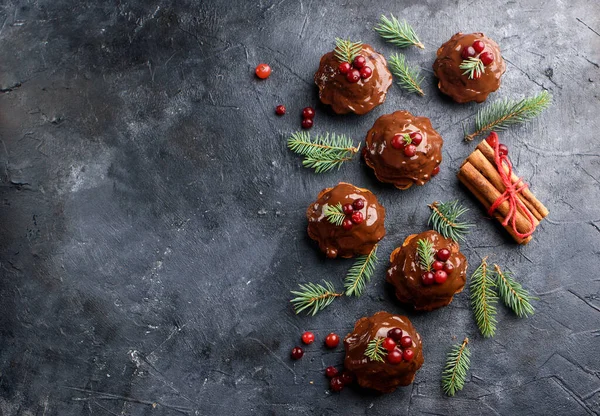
[410, 132, 423, 146]
[291, 346, 304, 360]
[433, 260, 444, 271]
[352, 199, 365, 210]
[330, 376, 344, 392]
[301, 118, 313, 129]
[340, 371, 354, 385]
[359, 66, 372, 79]
[325, 366, 338, 378]
[472, 40, 485, 53]
[275, 105, 286, 115]
[422, 272, 435, 285]
[346, 69, 360, 83]
[431, 166, 440, 176]
[486, 132, 499, 147]
[400, 335, 413, 348]
[403, 349, 415, 362]
[383, 337, 397, 351]
[434, 270, 448, 284]
[443, 262, 455, 274]
[301, 331, 315, 345]
[338, 62, 351, 74]
[255, 63, 271, 79]
[404, 144, 417, 157]
[461, 46, 476, 59]
[325, 333, 340, 348]
[437, 248, 451, 262]
[351, 211, 364, 224]
[391, 134, 405, 149]
[302, 107, 315, 119]
[387, 349, 403, 364]
[342, 203, 354, 215]
[353, 55, 366, 69]
[499, 143, 509, 156]
[342, 218, 354, 231]
[473, 71, 481, 80]
[480, 51, 494, 66]
[387, 328, 403, 340]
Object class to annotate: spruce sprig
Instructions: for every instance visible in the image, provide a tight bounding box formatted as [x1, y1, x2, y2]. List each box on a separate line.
[344, 245, 378, 297]
[287, 131, 360, 173]
[388, 53, 425, 96]
[374, 14, 424, 49]
[428, 201, 473, 242]
[364, 337, 387, 363]
[334, 38, 363, 64]
[494, 264, 535, 318]
[459, 57, 485, 80]
[442, 337, 471, 397]
[290, 281, 343, 316]
[470, 257, 498, 338]
[463, 90, 552, 141]
[324, 203, 346, 226]
[416, 238, 435, 272]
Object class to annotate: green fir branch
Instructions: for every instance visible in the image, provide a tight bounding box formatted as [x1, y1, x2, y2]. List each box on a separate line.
[287, 131, 360, 173]
[428, 201, 473, 242]
[334, 38, 363, 63]
[374, 14, 424, 49]
[494, 264, 535, 318]
[470, 257, 498, 338]
[416, 238, 435, 272]
[464, 90, 552, 141]
[290, 281, 343, 316]
[388, 53, 425, 96]
[442, 337, 471, 397]
[364, 337, 387, 363]
[459, 57, 485, 80]
[324, 203, 346, 226]
[344, 245, 378, 297]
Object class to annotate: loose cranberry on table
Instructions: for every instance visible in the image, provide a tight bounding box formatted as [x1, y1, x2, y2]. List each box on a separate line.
[353, 55, 366, 69]
[383, 337, 397, 351]
[330, 376, 344, 392]
[434, 270, 448, 284]
[437, 248, 451, 262]
[302, 107, 315, 119]
[404, 144, 417, 157]
[360, 66, 372, 79]
[338, 62, 351, 74]
[480, 51, 494, 66]
[387, 327, 403, 341]
[351, 211, 364, 225]
[410, 132, 423, 146]
[275, 105, 286, 116]
[422, 271, 435, 286]
[325, 333, 340, 348]
[342, 203, 354, 215]
[301, 331, 315, 345]
[301, 118, 313, 129]
[432, 260, 444, 271]
[472, 40, 485, 53]
[342, 218, 354, 231]
[387, 349, 403, 364]
[403, 348, 415, 362]
[346, 69, 361, 83]
[255, 63, 271, 79]
[325, 366, 339, 378]
[400, 335, 413, 348]
[352, 198, 365, 210]
[391, 134, 405, 149]
[291, 346, 304, 360]
[431, 166, 440, 176]
[340, 371, 354, 385]
[461, 46, 476, 59]
[499, 143, 509, 156]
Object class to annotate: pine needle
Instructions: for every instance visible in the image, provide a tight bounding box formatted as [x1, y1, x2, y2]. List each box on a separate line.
[287, 131, 360, 173]
[323, 203, 346, 226]
[459, 57, 485, 80]
[494, 264, 535, 318]
[290, 281, 343, 316]
[428, 201, 473, 242]
[388, 53, 425, 96]
[364, 337, 387, 363]
[416, 238, 435, 272]
[442, 337, 471, 397]
[334, 38, 363, 63]
[463, 90, 552, 141]
[374, 14, 424, 49]
[344, 245, 378, 297]
[470, 257, 498, 338]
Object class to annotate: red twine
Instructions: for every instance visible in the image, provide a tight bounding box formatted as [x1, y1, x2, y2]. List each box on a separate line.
[486, 132, 536, 239]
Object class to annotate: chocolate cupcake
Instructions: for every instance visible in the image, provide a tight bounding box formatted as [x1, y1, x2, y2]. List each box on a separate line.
[387, 230, 467, 311]
[433, 32, 506, 103]
[314, 42, 392, 115]
[364, 111, 443, 190]
[306, 182, 385, 259]
[344, 311, 424, 393]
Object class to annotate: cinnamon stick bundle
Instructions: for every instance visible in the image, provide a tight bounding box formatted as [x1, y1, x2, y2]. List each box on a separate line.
[458, 139, 549, 244]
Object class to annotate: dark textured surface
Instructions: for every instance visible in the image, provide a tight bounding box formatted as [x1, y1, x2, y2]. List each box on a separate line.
[0, 0, 599, 414]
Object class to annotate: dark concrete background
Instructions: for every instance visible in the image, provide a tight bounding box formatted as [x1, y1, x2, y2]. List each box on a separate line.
[0, 0, 599, 415]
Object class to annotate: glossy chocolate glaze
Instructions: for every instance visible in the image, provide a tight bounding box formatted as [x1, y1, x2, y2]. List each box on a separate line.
[387, 230, 467, 311]
[314, 44, 392, 115]
[364, 111, 443, 190]
[433, 32, 506, 103]
[344, 311, 424, 393]
[306, 182, 385, 259]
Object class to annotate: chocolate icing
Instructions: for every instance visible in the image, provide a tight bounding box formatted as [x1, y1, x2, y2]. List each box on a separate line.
[344, 311, 424, 393]
[386, 230, 467, 311]
[314, 44, 392, 115]
[433, 32, 506, 103]
[306, 182, 385, 259]
[364, 111, 443, 190]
